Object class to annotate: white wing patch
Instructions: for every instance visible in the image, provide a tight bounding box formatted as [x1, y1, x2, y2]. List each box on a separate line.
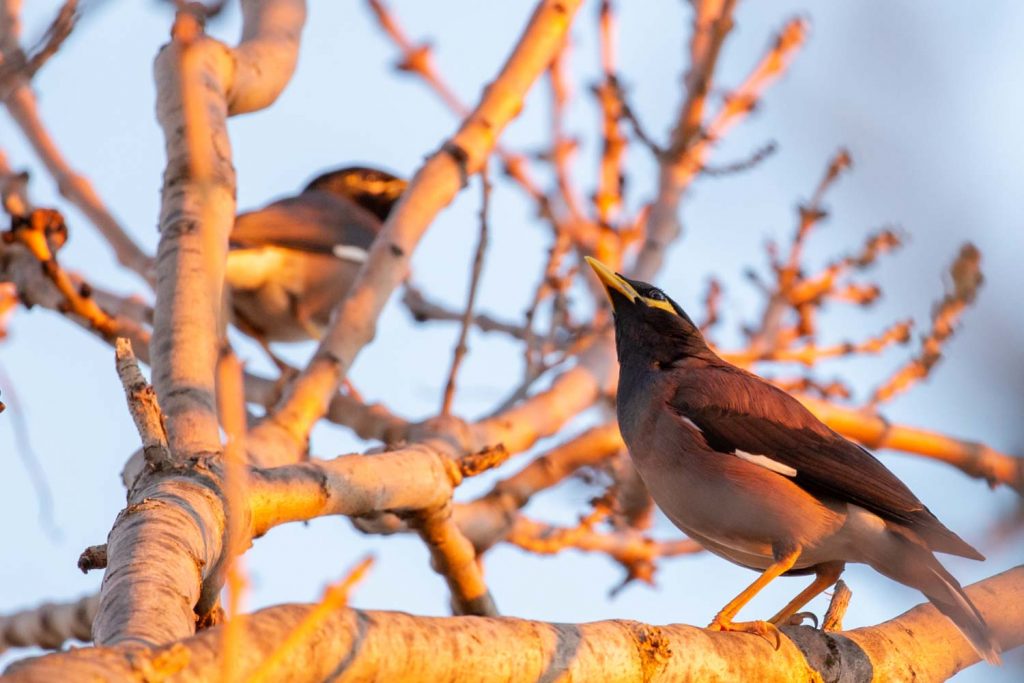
[332, 245, 369, 263]
[679, 415, 702, 433]
[733, 449, 797, 477]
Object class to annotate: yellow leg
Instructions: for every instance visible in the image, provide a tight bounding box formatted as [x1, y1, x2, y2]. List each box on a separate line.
[769, 561, 845, 627]
[707, 547, 801, 648]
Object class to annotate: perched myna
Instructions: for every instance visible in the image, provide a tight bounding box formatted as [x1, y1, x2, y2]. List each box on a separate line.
[585, 257, 1000, 664]
[226, 166, 406, 344]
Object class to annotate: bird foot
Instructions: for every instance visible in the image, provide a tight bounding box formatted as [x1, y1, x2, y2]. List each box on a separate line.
[707, 617, 782, 650]
[774, 611, 818, 628]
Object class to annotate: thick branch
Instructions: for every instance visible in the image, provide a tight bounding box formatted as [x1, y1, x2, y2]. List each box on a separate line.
[90, 0, 306, 648]
[8, 566, 1021, 681]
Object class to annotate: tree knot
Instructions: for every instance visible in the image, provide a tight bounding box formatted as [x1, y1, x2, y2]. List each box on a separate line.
[625, 621, 672, 680]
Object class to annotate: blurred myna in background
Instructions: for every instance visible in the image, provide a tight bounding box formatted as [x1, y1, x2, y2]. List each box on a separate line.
[226, 166, 406, 346]
[585, 257, 1000, 664]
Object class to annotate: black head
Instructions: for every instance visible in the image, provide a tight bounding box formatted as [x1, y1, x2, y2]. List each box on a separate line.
[303, 166, 407, 222]
[585, 257, 713, 367]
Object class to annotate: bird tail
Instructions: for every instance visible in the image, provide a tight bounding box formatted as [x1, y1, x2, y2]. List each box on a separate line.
[877, 528, 1001, 665]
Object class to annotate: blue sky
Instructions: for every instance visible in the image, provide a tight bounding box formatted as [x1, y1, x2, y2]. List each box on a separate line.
[1, 1, 1022, 678]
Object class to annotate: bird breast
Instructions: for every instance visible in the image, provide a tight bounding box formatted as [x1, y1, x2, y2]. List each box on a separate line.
[226, 246, 359, 342]
[617, 367, 844, 569]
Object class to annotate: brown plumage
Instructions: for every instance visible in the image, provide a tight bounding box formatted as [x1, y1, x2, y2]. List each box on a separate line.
[226, 166, 405, 343]
[586, 256, 1000, 664]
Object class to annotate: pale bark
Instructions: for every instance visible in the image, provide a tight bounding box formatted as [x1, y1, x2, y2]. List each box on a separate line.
[7, 566, 1021, 682]
[0, 595, 97, 654]
[90, 0, 307, 647]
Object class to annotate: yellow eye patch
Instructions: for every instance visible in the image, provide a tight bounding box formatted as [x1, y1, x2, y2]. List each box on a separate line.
[640, 296, 678, 315]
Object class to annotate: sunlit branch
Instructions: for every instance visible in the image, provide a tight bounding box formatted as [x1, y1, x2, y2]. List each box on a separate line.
[365, 0, 556, 225]
[10, 566, 1022, 681]
[0, 0, 153, 281]
[256, 0, 586, 464]
[870, 243, 983, 406]
[593, 0, 626, 228]
[798, 395, 1024, 495]
[634, 15, 807, 282]
[90, 0, 307, 648]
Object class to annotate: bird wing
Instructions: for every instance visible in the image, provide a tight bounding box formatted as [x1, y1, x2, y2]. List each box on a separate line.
[668, 363, 982, 559]
[231, 191, 379, 255]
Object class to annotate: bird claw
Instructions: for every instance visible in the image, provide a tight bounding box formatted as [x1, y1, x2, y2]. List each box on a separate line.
[774, 611, 818, 628]
[707, 618, 782, 650]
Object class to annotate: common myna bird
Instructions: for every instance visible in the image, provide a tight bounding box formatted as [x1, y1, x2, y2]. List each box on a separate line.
[585, 257, 1000, 664]
[226, 166, 406, 344]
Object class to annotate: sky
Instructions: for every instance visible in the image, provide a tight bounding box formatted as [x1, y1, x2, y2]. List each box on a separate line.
[1, 1, 1022, 679]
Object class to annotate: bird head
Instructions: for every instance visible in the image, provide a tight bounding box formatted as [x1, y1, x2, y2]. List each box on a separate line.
[303, 167, 408, 222]
[585, 256, 713, 366]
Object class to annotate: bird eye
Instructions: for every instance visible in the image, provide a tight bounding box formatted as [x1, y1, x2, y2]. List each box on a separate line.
[647, 289, 667, 301]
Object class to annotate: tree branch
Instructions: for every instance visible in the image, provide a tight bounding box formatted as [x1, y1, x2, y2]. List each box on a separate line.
[634, 16, 807, 282]
[0, 594, 97, 654]
[254, 0, 585, 463]
[89, 0, 307, 648]
[8, 565, 1021, 681]
[0, 0, 153, 281]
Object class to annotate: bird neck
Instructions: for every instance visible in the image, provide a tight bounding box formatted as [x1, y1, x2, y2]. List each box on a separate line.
[613, 319, 716, 368]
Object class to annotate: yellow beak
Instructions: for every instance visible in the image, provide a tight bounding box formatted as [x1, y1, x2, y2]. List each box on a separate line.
[584, 256, 641, 304]
[584, 256, 680, 316]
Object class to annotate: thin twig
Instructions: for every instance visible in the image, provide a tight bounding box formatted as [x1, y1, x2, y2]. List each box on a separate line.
[3, 208, 119, 339]
[547, 45, 586, 222]
[0, 1, 79, 97]
[441, 168, 492, 415]
[615, 81, 662, 155]
[822, 580, 852, 632]
[114, 338, 170, 470]
[870, 244, 983, 406]
[507, 513, 703, 594]
[725, 320, 912, 366]
[633, 14, 807, 282]
[0, 362, 59, 540]
[522, 231, 572, 379]
[701, 140, 777, 177]
[403, 285, 528, 339]
[0, 0, 153, 281]
[593, 0, 626, 227]
[698, 277, 722, 334]
[747, 149, 852, 355]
